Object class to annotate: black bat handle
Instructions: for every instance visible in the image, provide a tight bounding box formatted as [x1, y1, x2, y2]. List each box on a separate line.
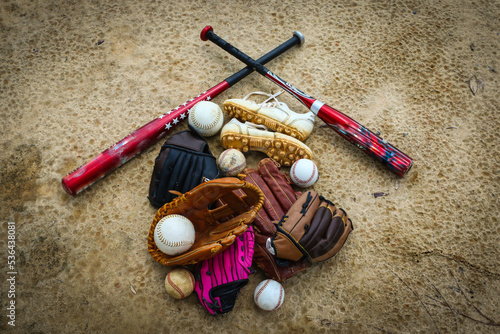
[201, 26, 269, 75]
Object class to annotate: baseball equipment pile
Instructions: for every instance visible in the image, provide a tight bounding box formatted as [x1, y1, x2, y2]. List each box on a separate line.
[148, 158, 353, 314]
[59, 25, 417, 317]
[142, 25, 357, 308]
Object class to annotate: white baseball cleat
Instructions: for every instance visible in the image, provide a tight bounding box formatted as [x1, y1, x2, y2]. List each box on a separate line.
[220, 118, 312, 166]
[223, 91, 315, 142]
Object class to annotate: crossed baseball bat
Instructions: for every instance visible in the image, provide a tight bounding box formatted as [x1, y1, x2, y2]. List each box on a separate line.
[62, 27, 412, 195]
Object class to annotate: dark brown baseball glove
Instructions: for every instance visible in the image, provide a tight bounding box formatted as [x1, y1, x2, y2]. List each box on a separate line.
[147, 176, 264, 266]
[241, 158, 311, 282]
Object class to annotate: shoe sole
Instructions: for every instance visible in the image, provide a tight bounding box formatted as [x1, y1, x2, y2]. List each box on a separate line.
[224, 102, 309, 142]
[220, 132, 312, 167]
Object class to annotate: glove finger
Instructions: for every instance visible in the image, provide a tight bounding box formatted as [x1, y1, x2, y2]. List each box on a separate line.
[254, 209, 275, 234]
[167, 151, 194, 193]
[258, 158, 297, 212]
[221, 228, 250, 283]
[300, 201, 335, 251]
[161, 150, 196, 197]
[309, 209, 353, 262]
[195, 261, 218, 315]
[307, 215, 344, 259]
[238, 226, 254, 270]
[210, 220, 246, 238]
[271, 191, 321, 262]
[151, 149, 185, 205]
[244, 168, 285, 221]
[215, 227, 253, 286]
[211, 246, 226, 285]
[223, 237, 238, 281]
[243, 169, 282, 236]
[323, 209, 347, 243]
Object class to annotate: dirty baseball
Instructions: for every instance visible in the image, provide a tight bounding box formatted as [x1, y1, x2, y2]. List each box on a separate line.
[165, 268, 196, 299]
[217, 148, 247, 176]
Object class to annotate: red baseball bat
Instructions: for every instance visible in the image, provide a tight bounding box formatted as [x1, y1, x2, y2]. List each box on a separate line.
[62, 31, 305, 195]
[201, 26, 413, 177]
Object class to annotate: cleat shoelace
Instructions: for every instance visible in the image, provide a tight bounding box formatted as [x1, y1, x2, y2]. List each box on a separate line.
[242, 91, 287, 111]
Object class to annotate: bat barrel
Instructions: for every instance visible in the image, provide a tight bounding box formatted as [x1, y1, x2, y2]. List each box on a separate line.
[317, 104, 413, 176]
[61, 85, 225, 195]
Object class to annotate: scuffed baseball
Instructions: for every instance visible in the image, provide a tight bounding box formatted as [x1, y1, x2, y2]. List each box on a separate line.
[254, 279, 285, 311]
[188, 101, 224, 137]
[290, 159, 319, 188]
[217, 149, 246, 176]
[165, 268, 195, 299]
[154, 215, 195, 256]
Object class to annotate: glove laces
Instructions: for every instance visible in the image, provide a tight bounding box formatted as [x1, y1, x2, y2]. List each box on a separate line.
[159, 192, 187, 213]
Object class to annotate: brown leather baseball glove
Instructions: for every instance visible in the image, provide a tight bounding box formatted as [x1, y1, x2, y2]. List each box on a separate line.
[147, 177, 264, 266]
[242, 158, 311, 282]
[269, 190, 353, 263]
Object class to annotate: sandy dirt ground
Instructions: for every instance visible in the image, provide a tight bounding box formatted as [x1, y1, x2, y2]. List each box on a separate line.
[1, 0, 499, 333]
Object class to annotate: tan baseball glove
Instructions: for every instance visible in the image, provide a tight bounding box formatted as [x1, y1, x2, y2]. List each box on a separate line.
[148, 176, 264, 266]
[269, 190, 353, 263]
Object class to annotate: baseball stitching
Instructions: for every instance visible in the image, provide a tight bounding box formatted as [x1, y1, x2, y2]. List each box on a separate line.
[156, 215, 193, 248]
[219, 150, 245, 174]
[191, 104, 221, 129]
[255, 280, 270, 308]
[218, 149, 229, 165]
[274, 285, 284, 311]
[291, 161, 317, 185]
[226, 160, 245, 174]
[255, 280, 284, 311]
[167, 272, 186, 299]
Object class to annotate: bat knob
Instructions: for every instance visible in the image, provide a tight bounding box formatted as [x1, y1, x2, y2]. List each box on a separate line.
[200, 26, 213, 41]
[293, 31, 305, 45]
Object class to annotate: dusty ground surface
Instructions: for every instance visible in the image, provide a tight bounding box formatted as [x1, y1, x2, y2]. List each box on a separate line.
[1, 0, 499, 333]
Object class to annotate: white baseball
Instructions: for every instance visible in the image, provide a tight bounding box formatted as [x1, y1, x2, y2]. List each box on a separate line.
[154, 215, 196, 256]
[217, 149, 246, 176]
[254, 279, 285, 311]
[290, 159, 319, 188]
[188, 101, 224, 137]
